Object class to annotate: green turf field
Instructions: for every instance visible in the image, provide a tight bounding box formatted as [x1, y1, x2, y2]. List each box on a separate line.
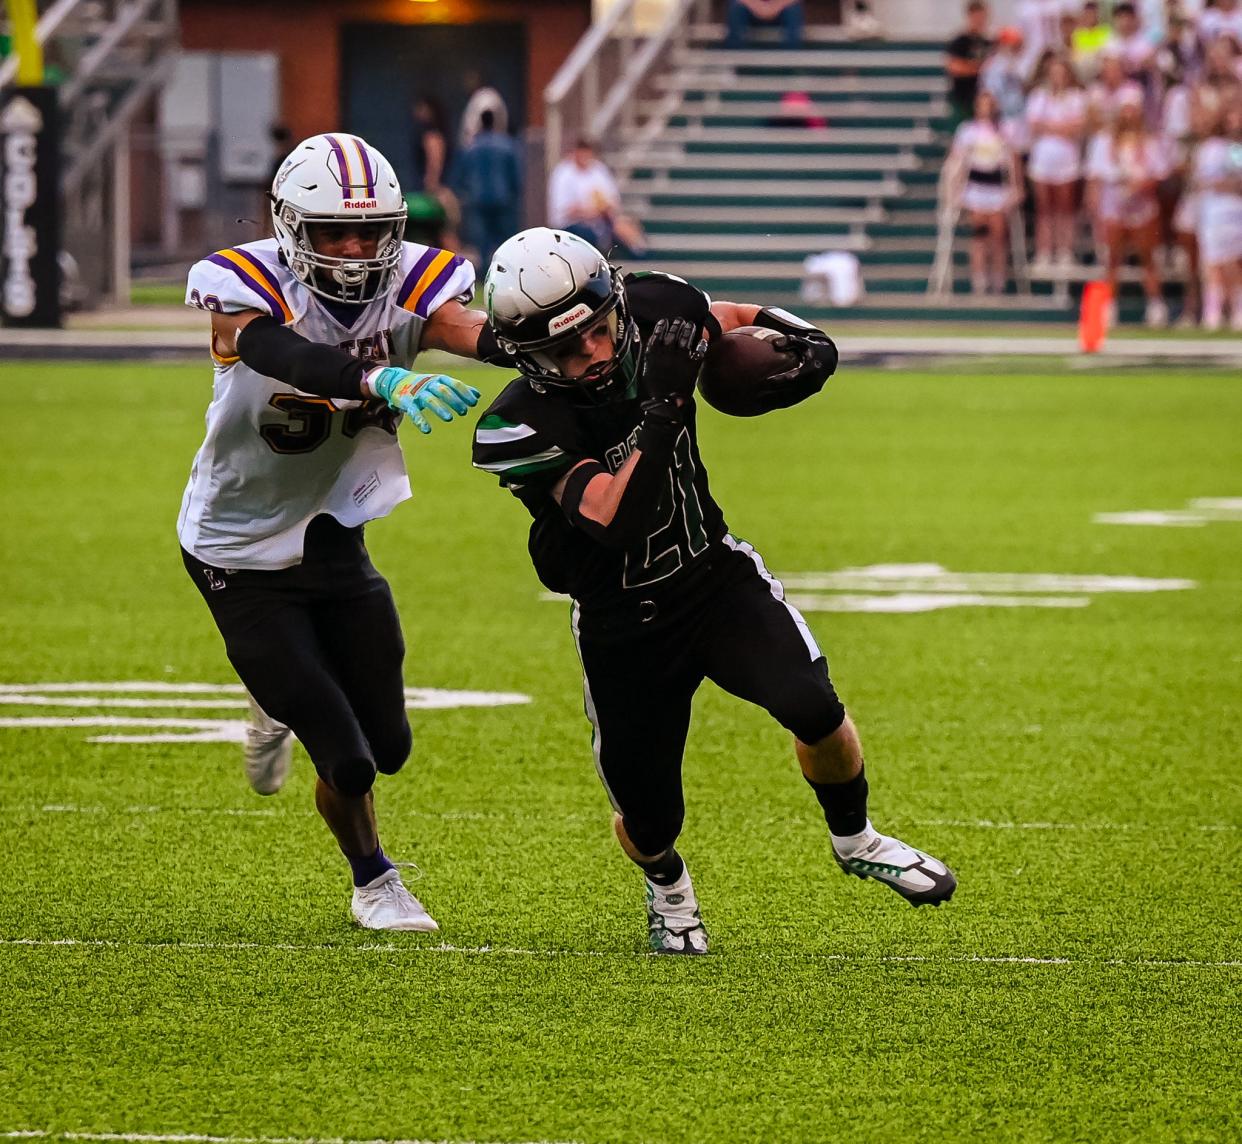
[1, 360, 1239, 1144]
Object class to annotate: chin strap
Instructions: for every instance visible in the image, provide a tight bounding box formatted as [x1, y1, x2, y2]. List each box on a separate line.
[476, 322, 517, 367]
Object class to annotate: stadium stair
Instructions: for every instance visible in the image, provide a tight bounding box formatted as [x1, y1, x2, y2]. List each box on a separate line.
[614, 24, 1074, 322]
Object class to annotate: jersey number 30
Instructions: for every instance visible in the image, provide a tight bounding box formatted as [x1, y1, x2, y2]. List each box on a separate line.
[623, 429, 709, 589]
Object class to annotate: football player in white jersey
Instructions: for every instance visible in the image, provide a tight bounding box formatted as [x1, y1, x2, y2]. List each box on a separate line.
[179, 133, 494, 931]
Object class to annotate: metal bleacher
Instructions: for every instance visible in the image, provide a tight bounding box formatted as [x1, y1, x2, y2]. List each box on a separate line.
[596, 20, 1075, 322]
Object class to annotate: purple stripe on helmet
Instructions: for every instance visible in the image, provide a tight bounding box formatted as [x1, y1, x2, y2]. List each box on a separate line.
[397, 248, 441, 305]
[326, 134, 352, 199]
[351, 136, 376, 197]
[207, 253, 287, 321]
[415, 255, 465, 318]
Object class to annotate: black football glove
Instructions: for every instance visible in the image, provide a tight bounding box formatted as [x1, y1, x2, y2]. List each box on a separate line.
[757, 333, 839, 409]
[640, 318, 708, 405]
[752, 307, 839, 409]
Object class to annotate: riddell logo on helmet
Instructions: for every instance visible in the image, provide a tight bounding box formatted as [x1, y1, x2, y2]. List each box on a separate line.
[549, 304, 592, 335]
[345, 199, 379, 209]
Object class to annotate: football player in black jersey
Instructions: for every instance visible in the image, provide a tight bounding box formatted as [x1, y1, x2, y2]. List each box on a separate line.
[472, 228, 955, 954]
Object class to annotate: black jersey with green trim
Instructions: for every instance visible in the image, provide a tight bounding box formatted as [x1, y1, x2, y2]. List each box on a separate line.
[472, 271, 728, 617]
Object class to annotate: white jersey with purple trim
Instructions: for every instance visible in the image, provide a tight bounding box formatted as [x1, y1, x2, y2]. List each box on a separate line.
[177, 237, 475, 570]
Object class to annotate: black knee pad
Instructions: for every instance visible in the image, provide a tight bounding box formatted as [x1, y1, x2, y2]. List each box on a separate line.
[773, 669, 846, 746]
[373, 720, 412, 776]
[327, 756, 377, 797]
[623, 810, 684, 859]
[794, 698, 847, 747]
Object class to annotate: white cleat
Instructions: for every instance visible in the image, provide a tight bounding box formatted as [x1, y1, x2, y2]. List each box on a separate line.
[646, 869, 709, 955]
[243, 694, 293, 795]
[833, 827, 957, 908]
[350, 868, 439, 932]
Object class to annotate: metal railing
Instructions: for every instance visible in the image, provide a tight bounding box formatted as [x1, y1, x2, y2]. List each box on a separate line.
[928, 153, 1031, 298]
[544, 0, 707, 179]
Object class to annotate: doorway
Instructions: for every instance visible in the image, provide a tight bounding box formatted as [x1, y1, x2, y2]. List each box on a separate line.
[341, 22, 527, 193]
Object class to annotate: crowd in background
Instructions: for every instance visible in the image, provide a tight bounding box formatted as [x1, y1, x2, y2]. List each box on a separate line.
[405, 86, 649, 278]
[405, 79, 522, 275]
[946, 0, 1242, 328]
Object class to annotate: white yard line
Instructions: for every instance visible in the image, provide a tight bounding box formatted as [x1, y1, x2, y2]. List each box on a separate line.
[909, 818, 1237, 832]
[16, 804, 494, 821]
[0, 683, 248, 694]
[10, 805, 1235, 833]
[38, 804, 278, 818]
[3, 1132, 579, 1144]
[0, 937, 1236, 969]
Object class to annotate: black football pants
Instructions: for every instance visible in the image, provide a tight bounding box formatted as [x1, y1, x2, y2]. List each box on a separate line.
[182, 515, 411, 794]
[571, 538, 846, 857]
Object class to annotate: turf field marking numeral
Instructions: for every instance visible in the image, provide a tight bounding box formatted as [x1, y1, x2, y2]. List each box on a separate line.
[1094, 496, 1242, 527]
[0, 683, 531, 744]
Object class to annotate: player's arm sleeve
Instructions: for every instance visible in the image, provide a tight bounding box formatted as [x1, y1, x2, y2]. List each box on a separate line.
[625, 270, 722, 341]
[555, 404, 685, 549]
[234, 317, 366, 399]
[472, 401, 683, 549]
[472, 412, 579, 500]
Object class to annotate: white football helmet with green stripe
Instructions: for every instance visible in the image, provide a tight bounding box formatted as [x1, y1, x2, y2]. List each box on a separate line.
[484, 227, 639, 401]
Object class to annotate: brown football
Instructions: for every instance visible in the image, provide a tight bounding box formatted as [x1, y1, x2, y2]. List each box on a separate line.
[697, 326, 798, 417]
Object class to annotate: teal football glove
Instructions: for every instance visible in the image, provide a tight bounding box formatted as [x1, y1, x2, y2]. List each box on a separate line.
[366, 367, 481, 435]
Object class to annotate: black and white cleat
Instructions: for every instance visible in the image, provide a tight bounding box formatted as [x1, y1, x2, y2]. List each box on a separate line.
[834, 833, 957, 907]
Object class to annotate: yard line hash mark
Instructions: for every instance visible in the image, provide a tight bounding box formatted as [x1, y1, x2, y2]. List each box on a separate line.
[1, 938, 1236, 969]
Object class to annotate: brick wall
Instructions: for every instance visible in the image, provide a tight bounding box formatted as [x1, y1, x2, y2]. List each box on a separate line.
[179, 0, 592, 141]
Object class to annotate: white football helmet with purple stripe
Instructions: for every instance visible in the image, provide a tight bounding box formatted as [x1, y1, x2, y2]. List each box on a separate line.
[270, 133, 406, 305]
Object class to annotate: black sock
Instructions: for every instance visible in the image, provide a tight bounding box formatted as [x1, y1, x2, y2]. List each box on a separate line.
[636, 848, 686, 886]
[806, 766, 869, 837]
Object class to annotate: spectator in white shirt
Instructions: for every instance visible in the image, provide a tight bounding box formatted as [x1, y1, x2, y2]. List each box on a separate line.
[1199, 0, 1242, 47]
[1162, 63, 1204, 323]
[1110, 2, 1158, 75]
[1088, 50, 1146, 132]
[1027, 54, 1088, 265]
[1190, 104, 1242, 329]
[547, 139, 647, 257]
[949, 90, 1024, 293]
[1019, 0, 1072, 80]
[1085, 88, 1172, 325]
